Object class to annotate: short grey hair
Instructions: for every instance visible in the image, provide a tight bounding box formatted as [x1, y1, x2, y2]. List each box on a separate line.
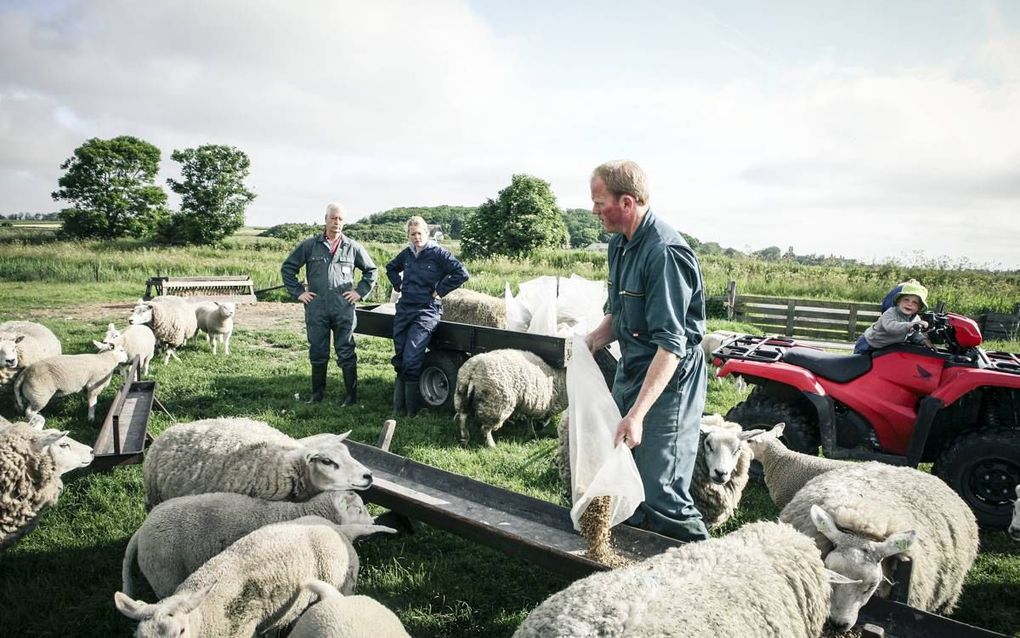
[592, 160, 650, 205]
[406, 215, 428, 232]
[324, 202, 347, 218]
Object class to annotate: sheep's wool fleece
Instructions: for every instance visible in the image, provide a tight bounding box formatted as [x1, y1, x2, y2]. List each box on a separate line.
[0, 425, 62, 549]
[754, 438, 854, 510]
[514, 521, 829, 638]
[289, 594, 411, 638]
[456, 350, 566, 424]
[440, 288, 507, 328]
[0, 321, 61, 371]
[780, 462, 978, 614]
[148, 296, 198, 347]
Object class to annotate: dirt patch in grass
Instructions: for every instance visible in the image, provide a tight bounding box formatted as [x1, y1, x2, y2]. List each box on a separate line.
[35, 300, 307, 331]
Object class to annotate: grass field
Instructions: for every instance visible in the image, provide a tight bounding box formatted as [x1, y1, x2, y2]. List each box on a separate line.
[1, 228, 1018, 637]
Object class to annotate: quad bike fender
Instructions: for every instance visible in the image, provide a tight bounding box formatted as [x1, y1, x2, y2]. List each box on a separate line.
[717, 360, 826, 396]
[932, 367, 1020, 405]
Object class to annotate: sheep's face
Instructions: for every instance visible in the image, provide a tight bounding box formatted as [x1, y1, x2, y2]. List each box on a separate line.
[303, 431, 373, 492]
[35, 430, 94, 475]
[328, 490, 374, 525]
[103, 323, 122, 344]
[129, 302, 153, 326]
[699, 424, 762, 484]
[1009, 486, 1020, 541]
[115, 587, 208, 638]
[743, 422, 785, 461]
[216, 302, 236, 318]
[0, 335, 24, 368]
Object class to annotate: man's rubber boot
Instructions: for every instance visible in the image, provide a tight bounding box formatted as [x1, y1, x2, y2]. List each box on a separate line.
[340, 365, 358, 407]
[305, 364, 327, 404]
[404, 380, 422, 417]
[392, 376, 407, 416]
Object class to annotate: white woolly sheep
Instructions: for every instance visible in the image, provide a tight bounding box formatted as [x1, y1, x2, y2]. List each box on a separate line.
[781, 461, 978, 620]
[514, 519, 862, 638]
[0, 423, 93, 549]
[441, 288, 507, 328]
[96, 323, 156, 379]
[114, 516, 395, 638]
[193, 301, 235, 356]
[0, 320, 62, 387]
[1010, 485, 1020, 541]
[454, 349, 566, 448]
[289, 580, 411, 638]
[692, 414, 763, 530]
[122, 490, 374, 598]
[142, 417, 373, 509]
[744, 422, 855, 509]
[700, 330, 739, 364]
[128, 296, 198, 364]
[13, 346, 128, 422]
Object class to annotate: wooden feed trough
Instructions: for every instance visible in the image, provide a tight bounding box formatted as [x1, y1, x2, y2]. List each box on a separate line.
[144, 275, 257, 305]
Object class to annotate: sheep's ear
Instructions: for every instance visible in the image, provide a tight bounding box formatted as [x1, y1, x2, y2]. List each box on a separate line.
[169, 582, 215, 615]
[770, 422, 786, 437]
[107, 323, 115, 330]
[114, 592, 155, 620]
[699, 424, 716, 435]
[737, 428, 766, 441]
[304, 579, 338, 601]
[874, 530, 917, 560]
[37, 430, 67, 446]
[824, 568, 861, 585]
[14, 335, 25, 343]
[810, 504, 849, 546]
[339, 523, 396, 540]
[92, 340, 108, 351]
[336, 429, 352, 442]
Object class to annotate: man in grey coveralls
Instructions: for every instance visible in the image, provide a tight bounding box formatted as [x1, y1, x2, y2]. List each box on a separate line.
[281, 202, 378, 405]
[584, 160, 710, 543]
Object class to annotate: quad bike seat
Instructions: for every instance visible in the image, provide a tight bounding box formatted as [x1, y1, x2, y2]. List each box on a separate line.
[781, 347, 873, 383]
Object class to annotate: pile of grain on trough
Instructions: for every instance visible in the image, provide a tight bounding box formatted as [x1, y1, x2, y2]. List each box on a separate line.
[579, 495, 630, 568]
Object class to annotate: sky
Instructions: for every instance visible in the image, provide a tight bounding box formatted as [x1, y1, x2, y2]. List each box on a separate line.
[1, 0, 1018, 268]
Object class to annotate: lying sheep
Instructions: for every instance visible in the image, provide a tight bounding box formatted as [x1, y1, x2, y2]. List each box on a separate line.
[289, 580, 411, 638]
[691, 414, 762, 530]
[455, 349, 566, 448]
[115, 516, 395, 637]
[128, 296, 198, 364]
[193, 301, 236, 356]
[13, 345, 128, 422]
[143, 417, 373, 508]
[781, 461, 978, 618]
[0, 423, 93, 549]
[1011, 485, 1020, 541]
[514, 519, 861, 638]
[95, 322, 156, 379]
[0, 320, 62, 387]
[441, 288, 507, 328]
[122, 490, 374, 598]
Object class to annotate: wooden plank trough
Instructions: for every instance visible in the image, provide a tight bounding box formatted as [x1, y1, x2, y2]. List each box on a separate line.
[144, 274, 257, 305]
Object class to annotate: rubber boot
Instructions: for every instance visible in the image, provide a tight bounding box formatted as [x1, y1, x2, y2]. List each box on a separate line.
[404, 379, 422, 417]
[340, 365, 358, 407]
[392, 376, 407, 416]
[305, 364, 327, 404]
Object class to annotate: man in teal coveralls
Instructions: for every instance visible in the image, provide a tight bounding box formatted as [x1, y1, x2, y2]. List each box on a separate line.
[584, 160, 710, 543]
[282, 202, 378, 405]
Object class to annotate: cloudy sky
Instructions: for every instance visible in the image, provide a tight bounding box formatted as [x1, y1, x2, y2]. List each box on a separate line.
[1, 0, 1018, 267]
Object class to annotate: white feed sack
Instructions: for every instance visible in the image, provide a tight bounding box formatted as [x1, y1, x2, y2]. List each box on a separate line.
[505, 275, 608, 338]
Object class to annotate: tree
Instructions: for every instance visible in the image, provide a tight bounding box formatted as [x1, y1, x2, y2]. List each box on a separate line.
[461, 174, 569, 259]
[158, 145, 256, 244]
[754, 245, 782, 261]
[561, 208, 609, 248]
[52, 136, 168, 239]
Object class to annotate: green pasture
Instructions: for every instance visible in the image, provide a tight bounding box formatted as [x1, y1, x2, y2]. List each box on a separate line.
[0, 228, 1018, 637]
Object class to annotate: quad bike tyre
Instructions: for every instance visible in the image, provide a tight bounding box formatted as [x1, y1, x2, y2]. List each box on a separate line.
[725, 388, 820, 454]
[934, 427, 1020, 528]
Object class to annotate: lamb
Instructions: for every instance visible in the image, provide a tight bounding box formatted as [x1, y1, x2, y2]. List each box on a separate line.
[0, 423, 93, 549]
[0, 320, 62, 387]
[128, 296, 198, 364]
[289, 580, 411, 638]
[700, 329, 739, 364]
[114, 516, 395, 637]
[193, 301, 236, 356]
[441, 288, 507, 328]
[1010, 485, 1020, 541]
[691, 414, 763, 530]
[13, 345, 128, 422]
[454, 349, 566, 448]
[143, 417, 373, 509]
[780, 461, 978, 618]
[122, 490, 374, 598]
[514, 519, 863, 638]
[95, 322, 156, 379]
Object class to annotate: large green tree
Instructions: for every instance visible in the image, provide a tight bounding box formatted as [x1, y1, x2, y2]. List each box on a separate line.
[561, 207, 610, 248]
[52, 136, 168, 239]
[461, 174, 568, 259]
[159, 144, 256, 244]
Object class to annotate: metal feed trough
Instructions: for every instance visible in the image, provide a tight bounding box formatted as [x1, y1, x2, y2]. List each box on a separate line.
[91, 356, 156, 470]
[144, 275, 257, 304]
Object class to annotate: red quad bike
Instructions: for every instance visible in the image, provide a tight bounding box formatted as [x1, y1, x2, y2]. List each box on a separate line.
[714, 310, 1020, 527]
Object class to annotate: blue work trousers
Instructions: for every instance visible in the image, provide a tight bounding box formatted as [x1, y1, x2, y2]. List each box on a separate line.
[392, 299, 442, 381]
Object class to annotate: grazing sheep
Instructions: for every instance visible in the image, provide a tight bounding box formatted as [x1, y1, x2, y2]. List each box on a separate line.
[0, 424, 93, 549]
[454, 349, 566, 448]
[289, 580, 411, 638]
[781, 461, 978, 617]
[691, 414, 762, 530]
[193, 301, 236, 356]
[1010, 485, 1020, 541]
[700, 330, 739, 364]
[514, 519, 862, 638]
[441, 288, 507, 328]
[122, 490, 374, 598]
[114, 516, 395, 637]
[128, 296, 198, 364]
[95, 323, 156, 379]
[744, 423, 855, 509]
[13, 346, 128, 422]
[0, 320, 62, 387]
[143, 417, 373, 509]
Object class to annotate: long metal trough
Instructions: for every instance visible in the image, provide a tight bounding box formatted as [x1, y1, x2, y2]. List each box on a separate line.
[91, 356, 155, 470]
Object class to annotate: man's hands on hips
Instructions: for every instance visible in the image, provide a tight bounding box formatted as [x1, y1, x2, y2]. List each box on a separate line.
[298, 292, 317, 304]
[615, 414, 643, 449]
[342, 291, 362, 304]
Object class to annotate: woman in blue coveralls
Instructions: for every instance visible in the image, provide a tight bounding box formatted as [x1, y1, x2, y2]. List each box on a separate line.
[386, 216, 469, 416]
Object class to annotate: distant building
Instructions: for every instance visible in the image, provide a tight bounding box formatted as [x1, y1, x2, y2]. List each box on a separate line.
[428, 224, 445, 241]
[584, 242, 609, 251]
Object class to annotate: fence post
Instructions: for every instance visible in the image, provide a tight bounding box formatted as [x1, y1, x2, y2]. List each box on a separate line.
[847, 304, 859, 341]
[785, 299, 796, 337]
[725, 280, 736, 320]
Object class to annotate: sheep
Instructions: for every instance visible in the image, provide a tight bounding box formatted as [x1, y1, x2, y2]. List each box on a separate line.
[193, 301, 235, 356]
[0, 320, 62, 387]
[514, 519, 863, 638]
[0, 423, 93, 549]
[13, 345, 128, 422]
[122, 489, 374, 598]
[454, 349, 566, 448]
[744, 422, 855, 509]
[441, 288, 507, 328]
[142, 417, 373, 509]
[95, 322, 156, 379]
[128, 296, 198, 364]
[1011, 485, 1020, 541]
[114, 516, 395, 637]
[780, 461, 978, 618]
[700, 329, 739, 364]
[289, 580, 411, 638]
[691, 414, 763, 530]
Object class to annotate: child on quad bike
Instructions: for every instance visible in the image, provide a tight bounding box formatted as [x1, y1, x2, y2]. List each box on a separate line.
[854, 280, 930, 354]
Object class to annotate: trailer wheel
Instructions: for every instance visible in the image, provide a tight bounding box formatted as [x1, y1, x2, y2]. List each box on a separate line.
[934, 427, 1020, 528]
[419, 350, 466, 413]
